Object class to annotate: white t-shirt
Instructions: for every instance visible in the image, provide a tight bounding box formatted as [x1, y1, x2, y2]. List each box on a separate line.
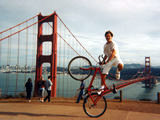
[45, 79, 53, 91]
[103, 41, 120, 58]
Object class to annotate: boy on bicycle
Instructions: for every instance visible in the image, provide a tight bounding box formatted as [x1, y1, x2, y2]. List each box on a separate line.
[101, 30, 123, 86]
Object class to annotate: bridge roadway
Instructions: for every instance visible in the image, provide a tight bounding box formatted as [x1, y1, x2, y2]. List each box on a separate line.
[0, 98, 160, 120]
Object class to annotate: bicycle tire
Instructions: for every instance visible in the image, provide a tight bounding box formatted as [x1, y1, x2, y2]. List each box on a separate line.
[68, 56, 92, 81]
[83, 93, 107, 118]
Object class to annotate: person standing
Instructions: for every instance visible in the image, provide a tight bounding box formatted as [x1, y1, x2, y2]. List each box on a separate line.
[25, 78, 33, 102]
[37, 77, 45, 102]
[76, 81, 85, 103]
[44, 76, 53, 102]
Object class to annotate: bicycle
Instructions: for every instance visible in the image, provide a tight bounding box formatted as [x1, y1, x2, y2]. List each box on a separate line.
[68, 55, 117, 117]
[68, 56, 154, 118]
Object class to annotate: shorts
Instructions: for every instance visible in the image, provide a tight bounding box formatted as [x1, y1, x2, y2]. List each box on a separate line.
[102, 57, 123, 74]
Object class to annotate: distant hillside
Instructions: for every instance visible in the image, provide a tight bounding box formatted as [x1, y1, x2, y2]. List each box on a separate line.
[152, 66, 160, 68]
[108, 64, 160, 80]
[124, 63, 160, 69]
[55, 64, 160, 80]
[124, 64, 144, 69]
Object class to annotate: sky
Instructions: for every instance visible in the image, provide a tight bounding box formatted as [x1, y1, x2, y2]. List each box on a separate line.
[0, 0, 160, 66]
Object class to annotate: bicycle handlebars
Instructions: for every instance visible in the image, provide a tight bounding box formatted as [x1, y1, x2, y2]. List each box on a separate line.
[98, 54, 105, 65]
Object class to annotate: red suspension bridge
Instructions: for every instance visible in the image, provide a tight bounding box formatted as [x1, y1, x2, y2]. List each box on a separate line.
[0, 12, 155, 98]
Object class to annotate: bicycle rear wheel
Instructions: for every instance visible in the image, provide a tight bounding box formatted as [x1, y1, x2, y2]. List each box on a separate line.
[68, 56, 92, 81]
[83, 93, 107, 118]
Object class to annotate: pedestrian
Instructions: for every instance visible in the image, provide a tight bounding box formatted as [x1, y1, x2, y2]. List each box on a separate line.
[25, 78, 33, 102]
[76, 80, 85, 103]
[37, 77, 45, 102]
[44, 76, 53, 102]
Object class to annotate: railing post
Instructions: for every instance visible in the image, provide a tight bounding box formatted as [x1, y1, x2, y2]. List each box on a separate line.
[157, 92, 160, 104]
[0, 88, 1, 97]
[120, 90, 123, 102]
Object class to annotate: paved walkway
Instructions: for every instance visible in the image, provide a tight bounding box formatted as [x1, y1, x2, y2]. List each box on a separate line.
[0, 101, 160, 120]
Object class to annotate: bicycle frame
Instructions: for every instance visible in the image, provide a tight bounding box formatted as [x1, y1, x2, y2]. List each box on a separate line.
[69, 56, 155, 118]
[81, 66, 154, 105]
[81, 66, 111, 105]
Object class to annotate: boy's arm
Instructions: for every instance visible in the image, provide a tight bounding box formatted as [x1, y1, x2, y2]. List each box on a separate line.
[107, 49, 116, 62]
[103, 55, 108, 64]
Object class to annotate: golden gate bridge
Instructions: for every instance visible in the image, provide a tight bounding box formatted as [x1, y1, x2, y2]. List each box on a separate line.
[0, 12, 156, 98]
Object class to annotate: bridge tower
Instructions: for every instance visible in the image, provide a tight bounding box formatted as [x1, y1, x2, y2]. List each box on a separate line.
[34, 12, 57, 97]
[144, 57, 152, 88]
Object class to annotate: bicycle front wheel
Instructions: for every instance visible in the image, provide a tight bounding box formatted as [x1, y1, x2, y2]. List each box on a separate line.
[68, 56, 92, 81]
[83, 93, 107, 118]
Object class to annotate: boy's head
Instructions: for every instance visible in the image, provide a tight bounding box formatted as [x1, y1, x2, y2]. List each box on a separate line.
[104, 30, 113, 37]
[105, 30, 113, 42]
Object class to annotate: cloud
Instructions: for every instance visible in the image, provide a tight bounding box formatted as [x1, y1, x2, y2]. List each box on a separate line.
[0, 0, 160, 66]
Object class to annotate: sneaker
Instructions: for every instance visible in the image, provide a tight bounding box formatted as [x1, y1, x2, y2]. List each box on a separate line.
[28, 100, 31, 103]
[115, 69, 120, 80]
[97, 85, 105, 95]
[40, 99, 44, 103]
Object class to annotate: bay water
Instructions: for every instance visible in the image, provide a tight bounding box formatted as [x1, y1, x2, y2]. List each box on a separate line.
[0, 72, 160, 101]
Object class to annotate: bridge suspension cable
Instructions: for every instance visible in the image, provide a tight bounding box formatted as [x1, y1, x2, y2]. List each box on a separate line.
[0, 14, 38, 35]
[0, 12, 56, 42]
[57, 33, 80, 56]
[57, 15, 98, 63]
[15, 32, 20, 95]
